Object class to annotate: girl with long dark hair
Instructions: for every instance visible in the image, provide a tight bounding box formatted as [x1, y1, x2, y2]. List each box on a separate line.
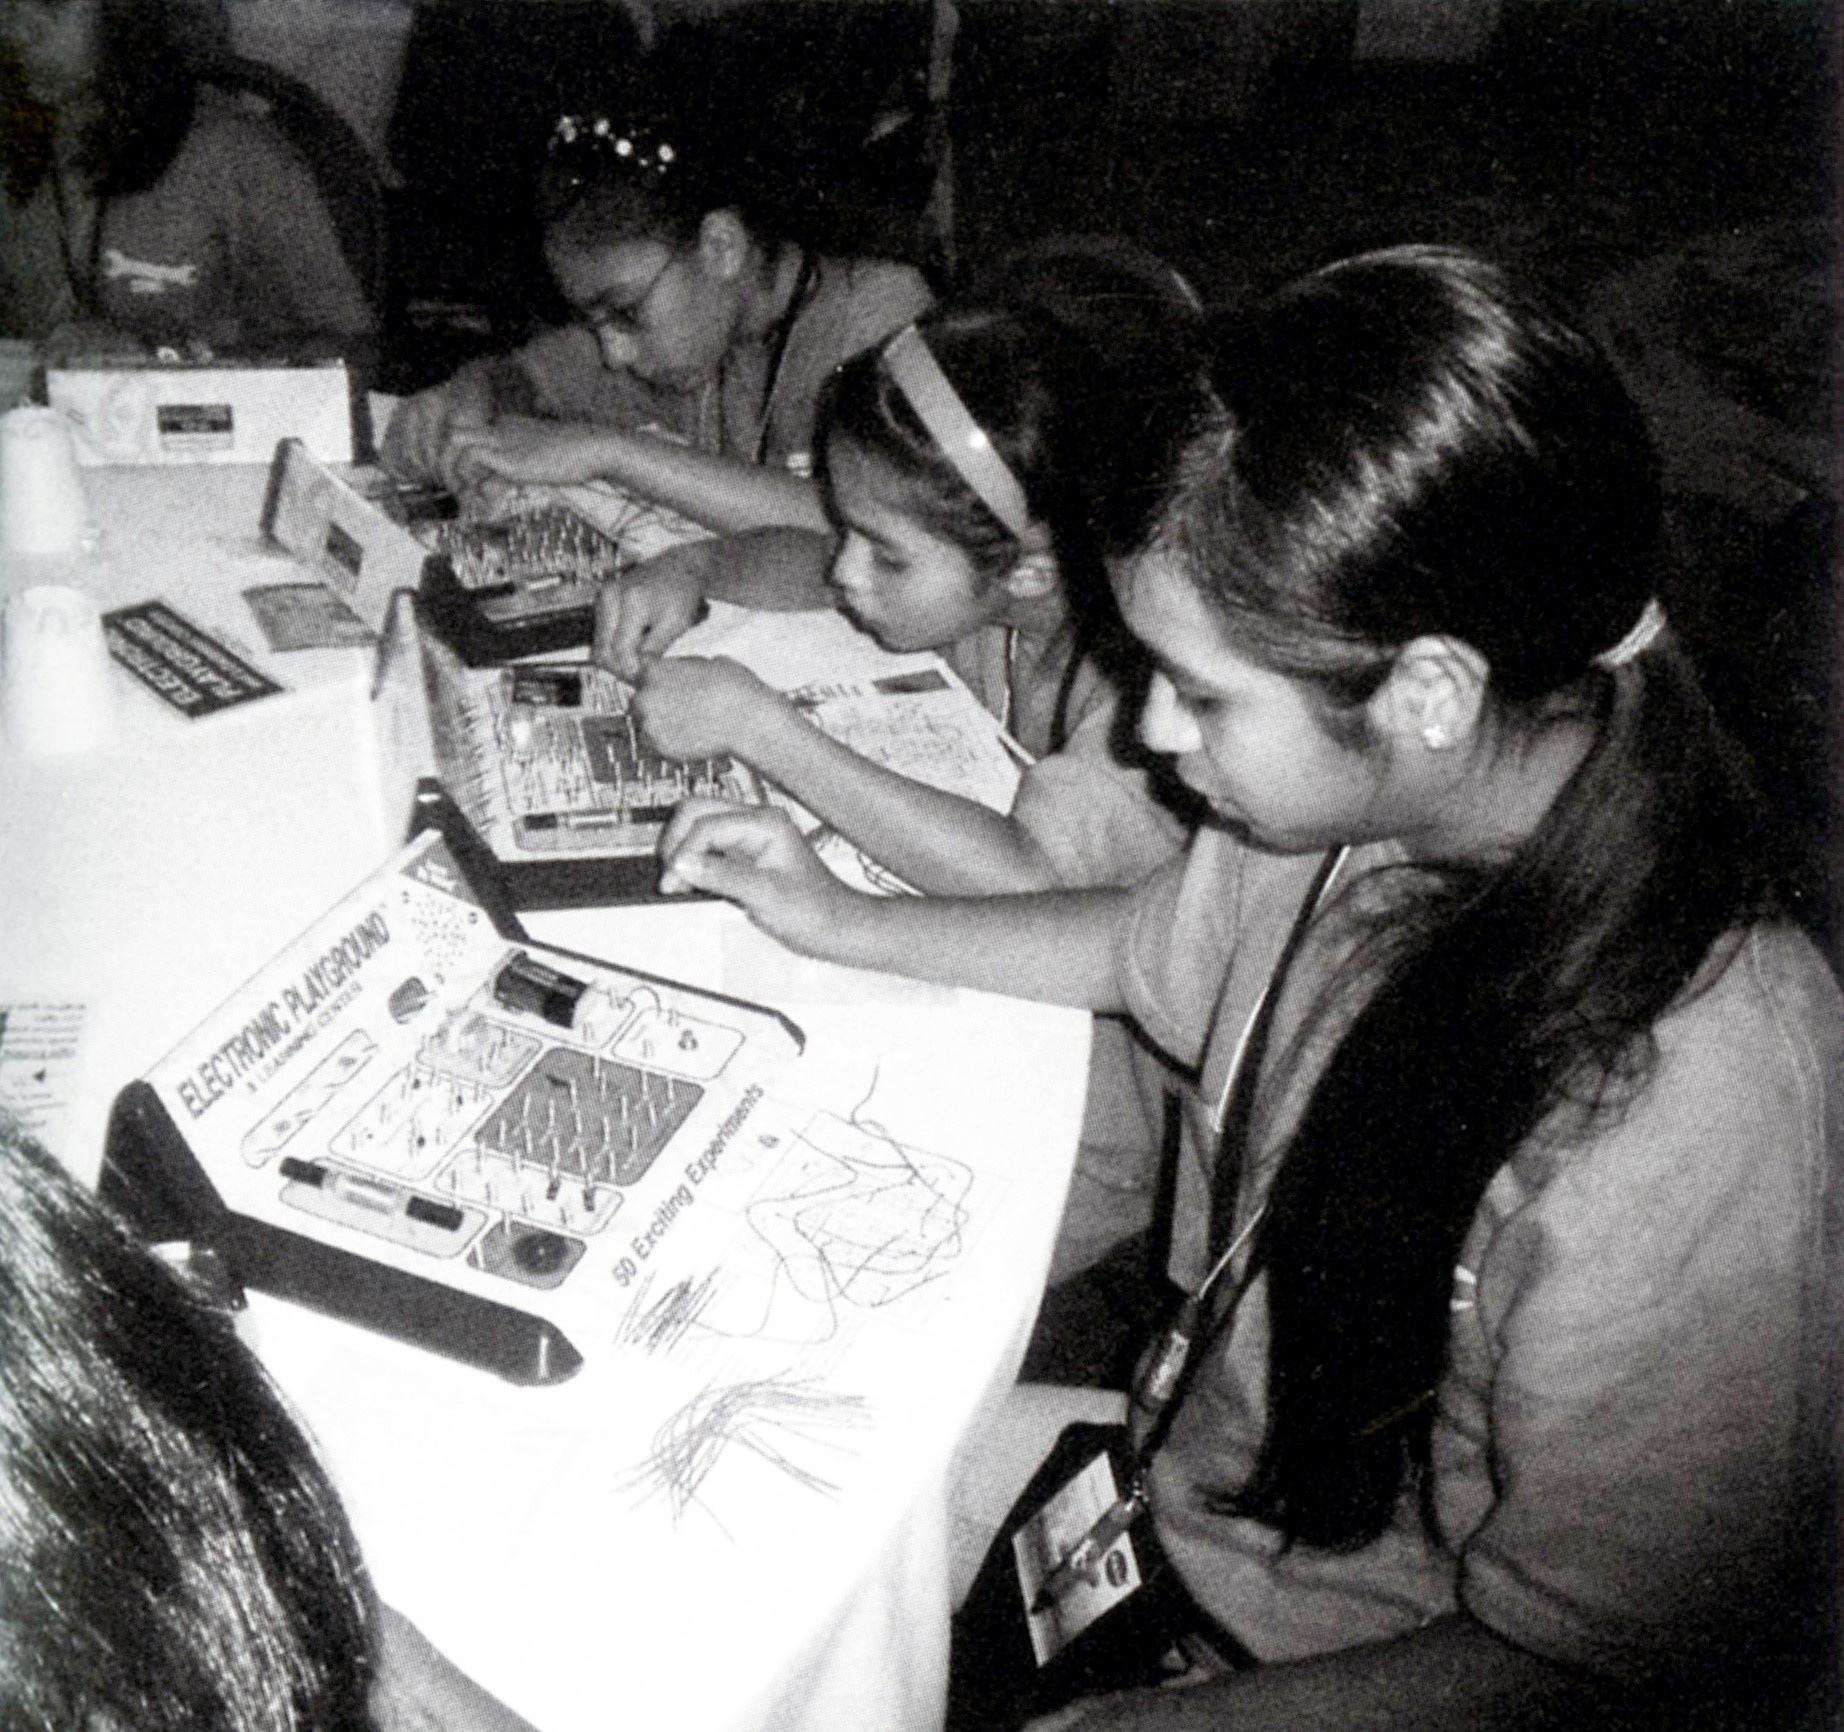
[655, 246, 1839, 1727]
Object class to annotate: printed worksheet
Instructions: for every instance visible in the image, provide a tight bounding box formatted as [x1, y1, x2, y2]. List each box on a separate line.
[788, 666, 1024, 814]
[773, 665, 1025, 894]
[0, 1002, 88, 1156]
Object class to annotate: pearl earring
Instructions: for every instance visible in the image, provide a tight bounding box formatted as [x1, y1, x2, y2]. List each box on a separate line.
[1422, 724, 1450, 751]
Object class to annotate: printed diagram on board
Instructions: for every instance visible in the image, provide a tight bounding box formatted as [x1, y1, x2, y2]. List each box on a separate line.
[421, 650, 760, 863]
[144, 829, 806, 1353]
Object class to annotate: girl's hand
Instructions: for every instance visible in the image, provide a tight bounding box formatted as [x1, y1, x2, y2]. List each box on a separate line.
[380, 380, 489, 489]
[371, 1603, 541, 1732]
[659, 799, 857, 956]
[443, 416, 610, 490]
[634, 656, 782, 762]
[596, 543, 712, 679]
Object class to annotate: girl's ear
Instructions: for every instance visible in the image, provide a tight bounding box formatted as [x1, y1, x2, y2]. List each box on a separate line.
[696, 209, 751, 282]
[1368, 635, 1489, 755]
[999, 545, 1060, 602]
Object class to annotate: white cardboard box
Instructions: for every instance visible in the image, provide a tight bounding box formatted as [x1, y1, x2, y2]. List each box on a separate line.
[47, 361, 352, 466]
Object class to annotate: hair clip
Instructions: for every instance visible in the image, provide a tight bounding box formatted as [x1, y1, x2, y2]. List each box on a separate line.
[548, 113, 679, 182]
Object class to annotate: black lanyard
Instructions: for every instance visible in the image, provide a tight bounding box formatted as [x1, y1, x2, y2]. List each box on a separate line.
[750, 247, 817, 466]
[1015, 847, 1349, 1618]
[49, 162, 102, 318]
[1130, 845, 1347, 1467]
[999, 627, 1085, 755]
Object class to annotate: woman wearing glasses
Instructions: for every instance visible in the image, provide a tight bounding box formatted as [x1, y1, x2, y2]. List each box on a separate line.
[381, 108, 932, 535]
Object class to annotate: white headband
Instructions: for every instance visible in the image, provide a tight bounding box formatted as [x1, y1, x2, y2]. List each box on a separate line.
[1594, 597, 1667, 669]
[879, 325, 1035, 541]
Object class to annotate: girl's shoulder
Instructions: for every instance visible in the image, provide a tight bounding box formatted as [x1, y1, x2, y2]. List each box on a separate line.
[1666, 920, 1843, 1101]
[811, 251, 933, 301]
[1506, 921, 1841, 1212]
[173, 85, 305, 177]
[803, 252, 934, 345]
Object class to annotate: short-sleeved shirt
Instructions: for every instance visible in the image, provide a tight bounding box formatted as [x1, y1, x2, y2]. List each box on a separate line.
[939, 623, 1188, 892]
[480, 253, 932, 479]
[0, 87, 374, 351]
[1117, 826, 1842, 1685]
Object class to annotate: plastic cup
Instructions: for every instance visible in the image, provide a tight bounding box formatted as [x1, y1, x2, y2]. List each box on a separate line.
[0, 406, 94, 555]
[2, 584, 117, 756]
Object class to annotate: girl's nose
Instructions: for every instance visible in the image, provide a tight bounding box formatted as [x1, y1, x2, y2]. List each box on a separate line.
[594, 324, 637, 372]
[1139, 672, 1202, 756]
[829, 536, 873, 597]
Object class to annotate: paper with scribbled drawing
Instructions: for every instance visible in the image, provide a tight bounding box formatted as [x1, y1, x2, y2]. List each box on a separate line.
[604, 1067, 1007, 1537]
[614, 1087, 974, 1356]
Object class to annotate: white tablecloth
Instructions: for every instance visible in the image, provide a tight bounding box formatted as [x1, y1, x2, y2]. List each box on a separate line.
[0, 461, 1088, 1732]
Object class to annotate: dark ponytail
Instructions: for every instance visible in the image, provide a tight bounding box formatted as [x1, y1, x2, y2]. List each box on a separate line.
[1159, 248, 1780, 1549]
[1235, 644, 1773, 1546]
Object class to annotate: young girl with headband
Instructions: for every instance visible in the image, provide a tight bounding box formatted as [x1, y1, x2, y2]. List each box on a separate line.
[606, 240, 1204, 894]
[601, 240, 1207, 1293]
[657, 246, 1838, 1729]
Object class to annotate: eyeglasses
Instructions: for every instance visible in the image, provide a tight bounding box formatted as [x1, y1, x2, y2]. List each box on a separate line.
[575, 246, 684, 340]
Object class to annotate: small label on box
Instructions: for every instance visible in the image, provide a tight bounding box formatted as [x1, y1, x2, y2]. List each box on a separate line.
[155, 402, 234, 452]
[49, 364, 350, 464]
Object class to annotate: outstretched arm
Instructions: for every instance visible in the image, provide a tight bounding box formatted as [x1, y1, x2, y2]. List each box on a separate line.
[659, 800, 1129, 1008]
[440, 417, 829, 535]
[595, 530, 838, 677]
[1034, 1613, 1648, 1732]
[371, 1603, 544, 1732]
[636, 659, 1063, 893]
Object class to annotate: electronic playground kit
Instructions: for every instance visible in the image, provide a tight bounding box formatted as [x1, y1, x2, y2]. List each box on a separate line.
[375, 607, 763, 907]
[260, 440, 753, 908]
[417, 478, 712, 664]
[262, 438, 651, 663]
[416, 499, 621, 663]
[101, 808, 805, 1384]
[48, 358, 355, 466]
[263, 437, 428, 635]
